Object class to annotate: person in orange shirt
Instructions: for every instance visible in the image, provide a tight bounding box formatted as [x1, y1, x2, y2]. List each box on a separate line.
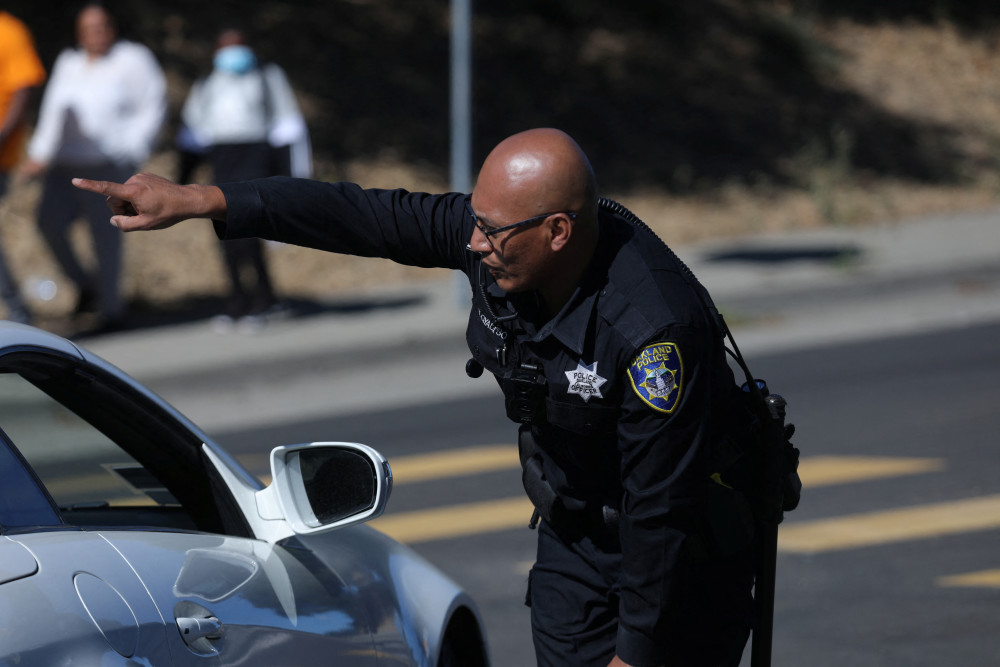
[0, 11, 46, 324]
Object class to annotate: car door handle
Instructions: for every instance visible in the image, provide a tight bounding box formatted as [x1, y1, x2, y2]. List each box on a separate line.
[176, 615, 223, 644]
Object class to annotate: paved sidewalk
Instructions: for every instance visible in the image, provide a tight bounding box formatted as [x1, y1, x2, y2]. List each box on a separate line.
[80, 205, 1000, 432]
[685, 205, 1000, 353]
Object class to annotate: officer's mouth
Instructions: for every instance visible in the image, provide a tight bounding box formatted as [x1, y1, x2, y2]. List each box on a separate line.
[484, 263, 507, 278]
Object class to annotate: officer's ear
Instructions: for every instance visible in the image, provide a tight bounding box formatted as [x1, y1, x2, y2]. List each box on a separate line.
[548, 213, 574, 252]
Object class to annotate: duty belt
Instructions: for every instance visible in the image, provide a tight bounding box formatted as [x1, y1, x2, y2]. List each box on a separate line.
[517, 425, 621, 549]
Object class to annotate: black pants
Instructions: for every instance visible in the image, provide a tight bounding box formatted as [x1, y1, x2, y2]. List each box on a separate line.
[526, 520, 753, 667]
[209, 143, 279, 314]
[36, 163, 131, 320]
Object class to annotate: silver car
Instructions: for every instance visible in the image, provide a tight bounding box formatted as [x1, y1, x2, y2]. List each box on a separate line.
[0, 322, 489, 665]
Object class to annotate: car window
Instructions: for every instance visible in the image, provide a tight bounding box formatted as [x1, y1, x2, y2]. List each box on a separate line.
[0, 373, 186, 512]
[0, 352, 248, 537]
[0, 372, 177, 512]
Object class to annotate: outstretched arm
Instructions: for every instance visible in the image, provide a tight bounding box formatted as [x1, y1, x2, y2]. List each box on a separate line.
[72, 172, 227, 231]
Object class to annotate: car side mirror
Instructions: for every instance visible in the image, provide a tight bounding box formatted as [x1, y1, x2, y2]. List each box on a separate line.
[204, 441, 392, 543]
[268, 443, 392, 533]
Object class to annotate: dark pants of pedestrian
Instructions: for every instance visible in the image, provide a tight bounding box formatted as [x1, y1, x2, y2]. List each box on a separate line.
[527, 520, 754, 667]
[208, 142, 278, 317]
[36, 162, 132, 322]
[0, 173, 30, 322]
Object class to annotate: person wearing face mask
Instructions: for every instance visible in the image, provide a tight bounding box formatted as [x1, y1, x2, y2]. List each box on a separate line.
[21, 3, 166, 333]
[178, 27, 312, 330]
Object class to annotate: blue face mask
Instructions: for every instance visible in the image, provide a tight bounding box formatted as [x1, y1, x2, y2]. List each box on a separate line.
[214, 45, 257, 74]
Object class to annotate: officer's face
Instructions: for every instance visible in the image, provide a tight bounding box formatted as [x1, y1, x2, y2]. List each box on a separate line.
[467, 196, 555, 294]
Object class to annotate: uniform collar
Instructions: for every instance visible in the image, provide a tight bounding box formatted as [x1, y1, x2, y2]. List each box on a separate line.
[536, 287, 596, 354]
[478, 216, 618, 355]
[527, 221, 616, 354]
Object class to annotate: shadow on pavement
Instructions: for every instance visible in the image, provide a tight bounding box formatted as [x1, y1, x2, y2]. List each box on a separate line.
[704, 244, 862, 265]
[59, 293, 428, 341]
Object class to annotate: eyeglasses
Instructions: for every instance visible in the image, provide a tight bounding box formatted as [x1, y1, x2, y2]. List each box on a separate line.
[465, 197, 578, 251]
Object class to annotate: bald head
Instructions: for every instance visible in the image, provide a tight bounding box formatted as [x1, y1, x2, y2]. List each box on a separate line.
[469, 129, 599, 314]
[474, 128, 597, 224]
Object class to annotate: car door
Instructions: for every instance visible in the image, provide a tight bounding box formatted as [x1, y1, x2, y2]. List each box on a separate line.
[106, 531, 379, 664]
[0, 531, 174, 664]
[0, 347, 378, 665]
[0, 430, 174, 665]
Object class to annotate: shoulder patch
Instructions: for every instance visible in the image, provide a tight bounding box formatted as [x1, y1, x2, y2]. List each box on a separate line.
[627, 341, 683, 413]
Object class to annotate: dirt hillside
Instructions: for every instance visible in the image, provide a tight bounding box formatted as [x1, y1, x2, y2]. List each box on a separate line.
[3, 2, 1000, 333]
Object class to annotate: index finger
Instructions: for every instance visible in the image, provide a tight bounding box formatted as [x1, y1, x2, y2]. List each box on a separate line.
[72, 177, 127, 198]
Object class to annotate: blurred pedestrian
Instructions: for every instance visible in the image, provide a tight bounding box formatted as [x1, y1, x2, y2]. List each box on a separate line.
[178, 26, 311, 330]
[0, 11, 46, 324]
[21, 3, 166, 332]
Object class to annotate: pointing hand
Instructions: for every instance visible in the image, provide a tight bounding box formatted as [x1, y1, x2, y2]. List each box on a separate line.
[72, 172, 226, 231]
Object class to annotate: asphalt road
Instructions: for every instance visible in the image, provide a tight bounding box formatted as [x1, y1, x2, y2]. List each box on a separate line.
[210, 318, 1000, 667]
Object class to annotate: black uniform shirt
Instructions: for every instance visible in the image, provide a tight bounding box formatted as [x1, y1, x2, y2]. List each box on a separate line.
[217, 177, 745, 665]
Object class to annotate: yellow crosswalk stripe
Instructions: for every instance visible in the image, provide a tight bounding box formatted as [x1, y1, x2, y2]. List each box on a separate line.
[779, 494, 1000, 554]
[369, 454, 955, 546]
[375, 491, 1000, 550]
[388, 445, 518, 483]
[384, 451, 945, 488]
[241, 450, 945, 490]
[371, 496, 535, 544]
[936, 569, 1000, 589]
[798, 456, 945, 487]
[241, 444, 519, 487]
[235, 450, 962, 548]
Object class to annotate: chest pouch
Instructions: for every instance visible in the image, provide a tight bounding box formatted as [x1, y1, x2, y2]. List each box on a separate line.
[503, 363, 547, 424]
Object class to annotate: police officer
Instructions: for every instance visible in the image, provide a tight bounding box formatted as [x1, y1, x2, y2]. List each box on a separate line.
[74, 128, 756, 667]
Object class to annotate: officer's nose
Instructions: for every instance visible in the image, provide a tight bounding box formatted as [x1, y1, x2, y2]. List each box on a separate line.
[468, 225, 493, 255]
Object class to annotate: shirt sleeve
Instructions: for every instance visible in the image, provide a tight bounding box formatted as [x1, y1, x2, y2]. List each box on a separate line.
[178, 78, 210, 149]
[262, 64, 302, 130]
[217, 178, 473, 271]
[262, 64, 312, 178]
[614, 324, 717, 665]
[122, 45, 166, 165]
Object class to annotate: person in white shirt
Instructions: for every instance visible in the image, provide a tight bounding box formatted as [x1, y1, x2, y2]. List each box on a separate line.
[21, 3, 165, 332]
[178, 27, 312, 328]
